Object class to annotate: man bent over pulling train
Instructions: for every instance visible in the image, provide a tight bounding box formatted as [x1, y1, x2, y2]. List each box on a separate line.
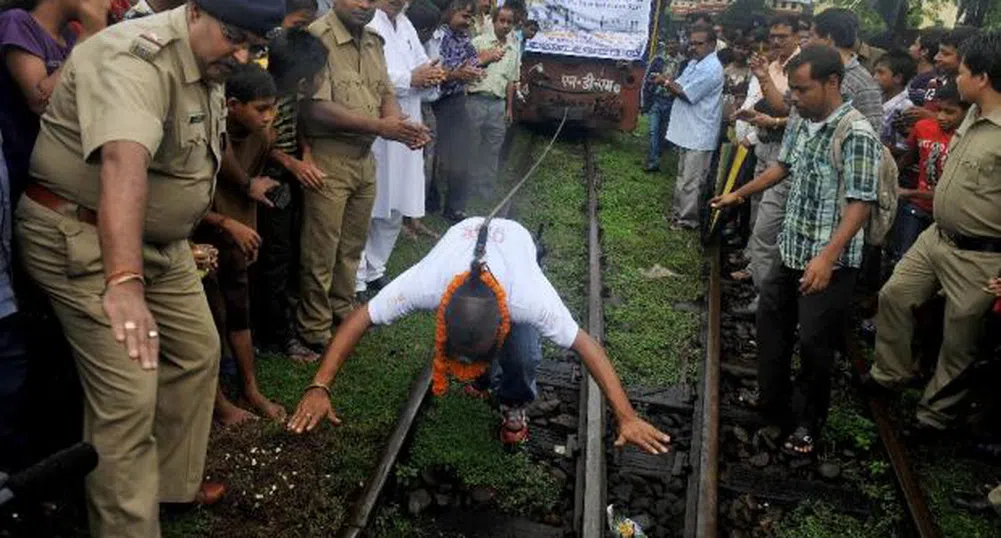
[285, 217, 670, 454]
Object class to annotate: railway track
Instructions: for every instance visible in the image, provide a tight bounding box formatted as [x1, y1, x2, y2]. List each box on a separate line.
[697, 221, 944, 537]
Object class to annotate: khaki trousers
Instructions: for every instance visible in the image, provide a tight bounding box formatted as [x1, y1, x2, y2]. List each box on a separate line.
[871, 224, 1001, 428]
[14, 197, 219, 538]
[296, 146, 376, 345]
[670, 148, 714, 228]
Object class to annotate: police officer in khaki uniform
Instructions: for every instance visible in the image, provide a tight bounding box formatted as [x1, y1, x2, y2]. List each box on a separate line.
[14, 2, 283, 536]
[295, 0, 429, 350]
[870, 32, 1001, 431]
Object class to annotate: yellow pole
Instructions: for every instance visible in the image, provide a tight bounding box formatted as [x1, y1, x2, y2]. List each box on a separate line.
[648, 0, 664, 58]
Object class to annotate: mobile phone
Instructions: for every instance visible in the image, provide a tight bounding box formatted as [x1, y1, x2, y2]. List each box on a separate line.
[265, 183, 292, 210]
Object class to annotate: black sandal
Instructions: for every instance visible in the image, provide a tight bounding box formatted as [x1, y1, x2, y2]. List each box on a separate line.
[782, 426, 816, 456]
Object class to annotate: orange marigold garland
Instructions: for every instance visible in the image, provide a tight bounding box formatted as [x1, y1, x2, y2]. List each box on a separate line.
[431, 268, 511, 396]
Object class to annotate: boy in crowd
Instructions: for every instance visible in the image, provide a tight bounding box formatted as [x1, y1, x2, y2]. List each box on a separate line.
[643, 39, 683, 172]
[907, 29, 943, 106]
[254, 28, 328, 363]
[870, 31, 1001, 435]
[284, 0, 319, 28]
[197, 64, 286, 424]
[904, 26, 979, 124]
[873, 50, 916, 154]
[468, 4, 520, 199]
[890, 80, 969, 264]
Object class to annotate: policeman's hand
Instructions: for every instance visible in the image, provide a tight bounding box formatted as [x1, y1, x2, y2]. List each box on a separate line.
[289, 157, 325, 190]
[287, 387, 342, 433]
[380, 115, 428, 146]
[504, 107, 514, 126]
[222, 219, 261, 262]
[615, 416, 671, 455]
[406, 131, 432, 151]
[103, 279, 159, 370]
[248, 176, 279, 208]
[709, 192, 743, 209]
[799, 253, 835, 294]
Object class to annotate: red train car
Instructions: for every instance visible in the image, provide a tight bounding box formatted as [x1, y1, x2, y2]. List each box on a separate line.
[515, 54, 645, 131]
[510, 0, 660, 131]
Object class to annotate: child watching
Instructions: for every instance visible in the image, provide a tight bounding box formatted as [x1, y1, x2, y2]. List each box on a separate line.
[197, 64, 285, 425]
[254, 28, 328, 363]
[427, 0, 502, 222]
[873, 50, 916, 155]
[284, 0, 318, 28]
[891, 80, 970, 263]
[468, 4, 519, 199]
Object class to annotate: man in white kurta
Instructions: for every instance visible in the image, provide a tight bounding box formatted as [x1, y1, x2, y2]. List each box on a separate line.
[356, 0, 444, 294]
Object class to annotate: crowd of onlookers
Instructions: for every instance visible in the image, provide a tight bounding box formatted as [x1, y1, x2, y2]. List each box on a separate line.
[647, 9, 1001, 515]
[0, 0, 537, 534]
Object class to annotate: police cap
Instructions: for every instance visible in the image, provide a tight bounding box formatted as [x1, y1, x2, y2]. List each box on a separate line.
[196, 0, 285, 38]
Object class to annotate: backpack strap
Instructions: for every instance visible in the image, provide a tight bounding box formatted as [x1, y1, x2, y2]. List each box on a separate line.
[829, 108, 868, 213]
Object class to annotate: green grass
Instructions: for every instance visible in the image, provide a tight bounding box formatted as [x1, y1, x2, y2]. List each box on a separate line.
[595, 119, 703, 386]
[918, 454, 1001, 538]
[406, 395, 561, 514]
[775, 501, 901, 538]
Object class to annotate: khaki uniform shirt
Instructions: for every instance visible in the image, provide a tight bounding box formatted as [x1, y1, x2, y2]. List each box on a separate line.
[934, 105, 1001, 238]
[30, 7, 224, 244]
[306, 10, 394, 155]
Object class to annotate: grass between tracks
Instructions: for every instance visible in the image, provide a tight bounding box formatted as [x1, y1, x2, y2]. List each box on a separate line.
[595, 118, 703, 387]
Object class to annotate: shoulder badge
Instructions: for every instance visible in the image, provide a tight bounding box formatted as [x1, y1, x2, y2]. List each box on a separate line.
[129, 31, 166, 62]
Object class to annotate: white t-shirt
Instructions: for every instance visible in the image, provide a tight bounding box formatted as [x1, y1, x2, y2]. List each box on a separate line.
[367, 218, 580, 349]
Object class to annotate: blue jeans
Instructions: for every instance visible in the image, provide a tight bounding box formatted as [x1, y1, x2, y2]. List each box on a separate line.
[646, 99, 673, 168]
[475, 323, 542, 406]
[891, 201, 933, 264]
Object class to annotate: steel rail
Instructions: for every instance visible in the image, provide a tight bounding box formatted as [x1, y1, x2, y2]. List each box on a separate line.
[579, 137, 607, 538]
[695, 242, 722, 537]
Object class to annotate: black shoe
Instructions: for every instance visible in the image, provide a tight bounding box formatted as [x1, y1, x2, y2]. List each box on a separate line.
[367, 275, 391, 292]
[952, 492, 993, 514]
[443, 210, 468, 224]
[644, 164, 659, 173]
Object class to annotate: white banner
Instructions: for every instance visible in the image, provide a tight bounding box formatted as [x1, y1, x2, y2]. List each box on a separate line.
[522, 0, 652, 61]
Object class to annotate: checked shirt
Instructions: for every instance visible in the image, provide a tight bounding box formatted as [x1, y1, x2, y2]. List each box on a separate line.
[777, 101, 882, 270]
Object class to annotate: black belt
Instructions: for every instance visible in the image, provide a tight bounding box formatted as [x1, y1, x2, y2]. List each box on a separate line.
[937, 227, 1001, 253]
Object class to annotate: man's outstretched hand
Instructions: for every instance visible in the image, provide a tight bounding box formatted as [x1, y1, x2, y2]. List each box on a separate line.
[287, 387, 342, 433]
[615, 416, 671, 454]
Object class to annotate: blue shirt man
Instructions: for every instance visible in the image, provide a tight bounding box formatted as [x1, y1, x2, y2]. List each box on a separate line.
[662, 26, 724, 229]
[665, 49, 724, 151]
